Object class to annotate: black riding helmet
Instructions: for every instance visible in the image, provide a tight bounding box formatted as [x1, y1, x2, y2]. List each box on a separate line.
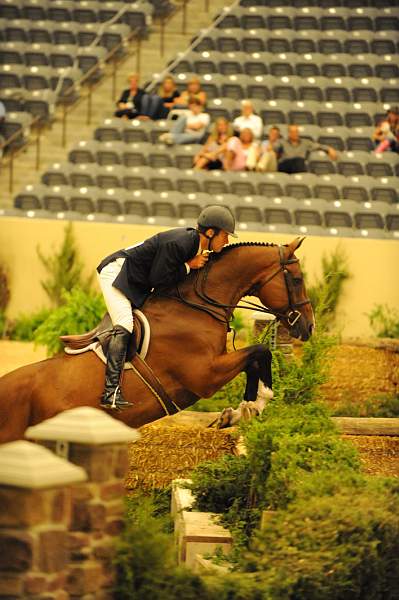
[197, 205, 238, 238]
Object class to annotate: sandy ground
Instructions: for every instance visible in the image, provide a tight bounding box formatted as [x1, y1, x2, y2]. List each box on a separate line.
[0, 340, 47, 377]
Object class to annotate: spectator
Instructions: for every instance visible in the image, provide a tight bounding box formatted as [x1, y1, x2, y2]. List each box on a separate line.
[175, 76, 207, 107]
[157, 75, 180, 114]
[115, 73, 164, 121]
[256, 126, 282, 172]
[373, 120, 396, 153]
[193, 117, 233, 170]
[114, 73, 146, 120]
[233, 100, 263, 139]
[159, 97, 210, 145]
[278, 124, 337, 174]
[224, 128, 259, 171]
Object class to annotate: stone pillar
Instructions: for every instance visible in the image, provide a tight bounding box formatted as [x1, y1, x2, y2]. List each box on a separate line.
[251, 310, 293, 359]
[0, 440, 86, 599]
[26, 407, 140, 599]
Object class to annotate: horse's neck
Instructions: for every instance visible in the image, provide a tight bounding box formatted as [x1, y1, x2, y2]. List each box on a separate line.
[185, 245, 279, 306]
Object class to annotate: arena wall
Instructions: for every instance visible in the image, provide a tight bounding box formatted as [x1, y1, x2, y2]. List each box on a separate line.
[1, 217, 398, 337]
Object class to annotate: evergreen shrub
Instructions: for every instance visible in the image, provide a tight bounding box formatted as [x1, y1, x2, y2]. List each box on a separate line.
[34, 287, 105, 355]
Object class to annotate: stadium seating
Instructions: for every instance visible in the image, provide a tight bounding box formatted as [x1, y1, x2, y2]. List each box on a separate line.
[8, 0, 399, 238]
[0, 0, 154, 140]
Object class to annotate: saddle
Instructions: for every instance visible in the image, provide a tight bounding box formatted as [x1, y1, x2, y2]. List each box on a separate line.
[60, 312, 144, 362]
[60, 313, 181, 417]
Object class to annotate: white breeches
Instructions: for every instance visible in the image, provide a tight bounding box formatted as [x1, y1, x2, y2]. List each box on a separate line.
[97, 258, 134, 333]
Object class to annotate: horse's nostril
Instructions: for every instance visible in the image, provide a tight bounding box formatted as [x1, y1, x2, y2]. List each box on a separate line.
[309, 323, 314, 335]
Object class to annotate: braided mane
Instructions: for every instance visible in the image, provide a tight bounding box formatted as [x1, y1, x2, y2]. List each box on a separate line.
[222, 241, 278, 253]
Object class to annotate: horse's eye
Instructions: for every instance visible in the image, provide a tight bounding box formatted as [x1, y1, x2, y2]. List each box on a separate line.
[293, 277, 302, 285]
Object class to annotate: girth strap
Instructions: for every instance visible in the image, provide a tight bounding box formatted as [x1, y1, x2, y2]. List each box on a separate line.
[130, 354, 181, 416]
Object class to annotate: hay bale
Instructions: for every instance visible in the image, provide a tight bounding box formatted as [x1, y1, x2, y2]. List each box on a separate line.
[125, 423, 238, 491]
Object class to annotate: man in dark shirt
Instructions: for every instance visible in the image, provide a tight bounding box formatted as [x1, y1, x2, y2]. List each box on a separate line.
[114, 73, 147, 120]
[278, 124, 337, 173]
[96, 205, 237, 410]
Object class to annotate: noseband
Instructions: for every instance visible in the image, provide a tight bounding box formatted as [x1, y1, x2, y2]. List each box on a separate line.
[169, 245, 311, 331]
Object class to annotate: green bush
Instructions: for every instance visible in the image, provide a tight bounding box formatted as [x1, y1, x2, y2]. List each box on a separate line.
[368, 304, 399, 339]
[34, 287, 105, 355]
[240, 482, 399, 600]
[37, 222, 93, 307]
[115, 494, 209, 600]
[9, 308, 52, 341]
[329, 394, 399, 418]
[305, 246, 350, 326]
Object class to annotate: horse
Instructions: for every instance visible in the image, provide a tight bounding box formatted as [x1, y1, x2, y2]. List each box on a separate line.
[0, 237, 314, 443]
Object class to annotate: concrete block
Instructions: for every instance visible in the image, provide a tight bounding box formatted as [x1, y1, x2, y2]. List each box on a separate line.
[193, 554, 230, 575]
[178, 511, 232, 568]
[171, 479, 194, 518]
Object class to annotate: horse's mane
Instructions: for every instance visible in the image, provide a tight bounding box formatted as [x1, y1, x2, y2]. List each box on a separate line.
[210, 241, 278, 262]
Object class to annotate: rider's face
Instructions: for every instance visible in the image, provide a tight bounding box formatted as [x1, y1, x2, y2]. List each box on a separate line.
[212, 230, 230, 252]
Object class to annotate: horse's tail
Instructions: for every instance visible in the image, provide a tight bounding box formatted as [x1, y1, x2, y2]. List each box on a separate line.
[0, 365, 34, 443]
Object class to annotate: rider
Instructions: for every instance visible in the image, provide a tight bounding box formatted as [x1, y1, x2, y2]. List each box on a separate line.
[96, 205, 237, 410]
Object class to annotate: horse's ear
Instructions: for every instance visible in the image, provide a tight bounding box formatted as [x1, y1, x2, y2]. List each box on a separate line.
[287, 236, 306, 256]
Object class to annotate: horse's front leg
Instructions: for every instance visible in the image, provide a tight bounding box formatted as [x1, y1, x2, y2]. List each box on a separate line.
[190, 344, 272, 428]
[198, 343, 271, 398]
[211, 344, 273, 429]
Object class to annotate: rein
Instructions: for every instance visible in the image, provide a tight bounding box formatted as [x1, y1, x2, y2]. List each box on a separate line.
[164, 245, 312, 330]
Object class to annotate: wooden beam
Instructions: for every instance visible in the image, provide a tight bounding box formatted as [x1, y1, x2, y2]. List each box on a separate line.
[332, 417, 399, 436]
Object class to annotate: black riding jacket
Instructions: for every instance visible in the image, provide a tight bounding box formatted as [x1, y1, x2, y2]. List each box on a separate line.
[97, 227, 200, 307]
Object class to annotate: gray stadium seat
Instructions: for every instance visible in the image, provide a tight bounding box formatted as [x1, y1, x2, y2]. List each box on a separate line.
[68, 139, 98, 164]
[122, 141, 152, 167]
[96, 140, 125, 166]
[173, 144, 201, 170]
[23, 0, 48, 22]
[95, 118, 123, 142]
[69, 187, 97, 214]
[96, 165, 125, 189]
[69, 163, 98, 188]
[42, 162, 71, 186]
[370, 177, 398, 203]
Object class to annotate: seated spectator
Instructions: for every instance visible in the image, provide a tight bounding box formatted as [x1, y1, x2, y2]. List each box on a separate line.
[159, 97, 210, 145]
[373, 120, 396, 153]
[224, 128, 259, 171]
[233, 100, 263, 139]
[256, 126, 282, 172]
[278, 124, 337, 174]
[115, 73, 164, 121]
[193, 117, 233, 170]
[174, 77, 207, 107]
[157, 75, 180, 115]
[115, 73, 146, 120]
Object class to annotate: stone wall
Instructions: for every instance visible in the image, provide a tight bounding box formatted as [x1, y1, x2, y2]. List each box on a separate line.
[0, 407, 139, 599]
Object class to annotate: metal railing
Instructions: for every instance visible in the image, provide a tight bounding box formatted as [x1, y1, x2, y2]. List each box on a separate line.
[147, 0, 240, 93]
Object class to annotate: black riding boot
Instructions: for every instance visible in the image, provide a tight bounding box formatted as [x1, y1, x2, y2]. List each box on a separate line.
[100, 325, 133, 410]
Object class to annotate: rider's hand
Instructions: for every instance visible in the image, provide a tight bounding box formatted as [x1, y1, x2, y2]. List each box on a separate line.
[186, 253, 209, 269]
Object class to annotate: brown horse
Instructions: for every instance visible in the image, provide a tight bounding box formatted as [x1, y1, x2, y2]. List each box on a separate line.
[0, 238, 314, 443]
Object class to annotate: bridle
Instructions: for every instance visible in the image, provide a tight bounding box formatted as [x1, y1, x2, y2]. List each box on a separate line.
[165, 245, 312, 331]
[247, 245, 312, 328]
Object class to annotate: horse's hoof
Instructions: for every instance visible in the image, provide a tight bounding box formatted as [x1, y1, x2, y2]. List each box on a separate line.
[216, 407, 236, 429]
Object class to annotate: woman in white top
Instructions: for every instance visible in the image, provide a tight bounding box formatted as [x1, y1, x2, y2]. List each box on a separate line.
[233, 100, 263, 139]
[159, 97, 210, 145]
